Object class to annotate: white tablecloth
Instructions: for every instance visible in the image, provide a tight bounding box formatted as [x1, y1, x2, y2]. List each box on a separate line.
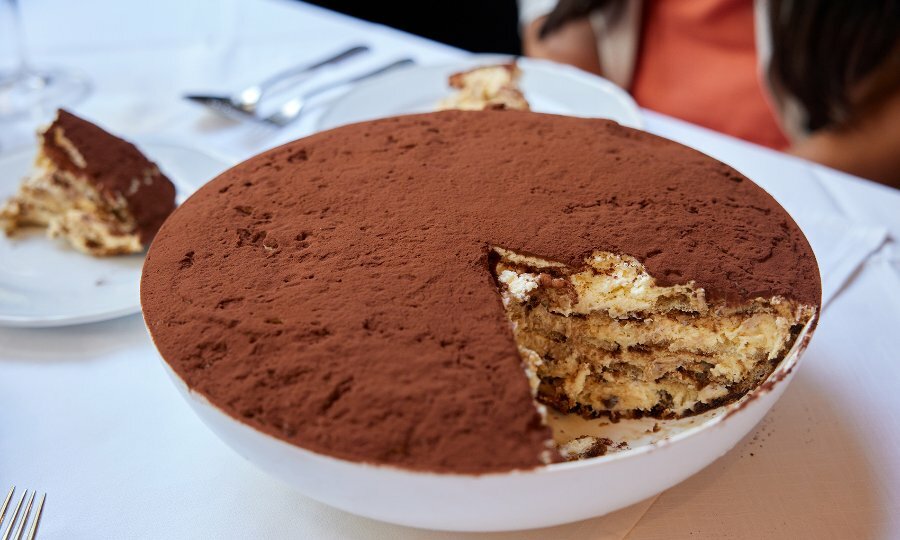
[2, 1, 899, 538]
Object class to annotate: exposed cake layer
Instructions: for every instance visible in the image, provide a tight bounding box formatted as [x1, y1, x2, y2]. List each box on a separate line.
[495, 249, 815, 418]
[1, 153, 146, 255]
[438, 63, 530, 111]
[495, 247, 707, 317]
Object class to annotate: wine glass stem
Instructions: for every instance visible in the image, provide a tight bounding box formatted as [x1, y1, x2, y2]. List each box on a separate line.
[6, 0, 30, 75]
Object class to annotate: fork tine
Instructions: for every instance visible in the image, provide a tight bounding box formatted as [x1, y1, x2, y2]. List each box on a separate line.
[10, 492, 33, 540]
[0, 488, 13, 527]
[24, 494, 44, 540]
[0, 490, 25, 540]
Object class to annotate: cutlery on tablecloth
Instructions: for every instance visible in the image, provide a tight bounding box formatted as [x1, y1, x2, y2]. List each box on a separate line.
[184, 44, 369, 118]
[1, 487, 46, 540]
[264, 57, 415, 126]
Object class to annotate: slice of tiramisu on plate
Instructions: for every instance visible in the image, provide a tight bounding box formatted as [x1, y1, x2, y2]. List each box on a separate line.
[0, 110, 176, 255]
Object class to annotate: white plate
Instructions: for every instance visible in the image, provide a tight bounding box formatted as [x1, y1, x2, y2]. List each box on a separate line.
[0, 141, 233, 327]
[318, 55, 644, 131]
[160, 317, 816, 532]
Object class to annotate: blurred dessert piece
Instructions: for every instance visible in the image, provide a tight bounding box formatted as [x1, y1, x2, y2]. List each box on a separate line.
[437, 63, 530, 111]
[494, 247, 817, 420]
[0, 110, 176, 255]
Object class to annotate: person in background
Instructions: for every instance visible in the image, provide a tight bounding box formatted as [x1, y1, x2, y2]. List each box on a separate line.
[520, 0, 900, 189]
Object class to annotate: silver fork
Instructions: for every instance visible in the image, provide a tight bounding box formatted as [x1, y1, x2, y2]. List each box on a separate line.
[0, 487, 45, 540]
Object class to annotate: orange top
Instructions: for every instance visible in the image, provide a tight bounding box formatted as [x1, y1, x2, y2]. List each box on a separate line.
[630, 0, 788, 149]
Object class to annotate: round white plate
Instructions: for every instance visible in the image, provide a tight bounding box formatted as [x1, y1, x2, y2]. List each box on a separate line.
[0, 141, 233, 327]
[318, 55, 644, 131]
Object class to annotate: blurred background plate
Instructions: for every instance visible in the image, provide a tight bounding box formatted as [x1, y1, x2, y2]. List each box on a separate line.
[318, 55, 644, 131]
[0, 140, 232, 327]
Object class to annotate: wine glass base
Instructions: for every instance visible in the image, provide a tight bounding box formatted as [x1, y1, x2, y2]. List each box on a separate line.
[0, 68, 90, 119]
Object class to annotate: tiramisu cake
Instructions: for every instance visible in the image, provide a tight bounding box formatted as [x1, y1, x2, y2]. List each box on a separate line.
[437, 63, 530, 111]
[0, 110, 176, 255]
[141, 111, 820, 473]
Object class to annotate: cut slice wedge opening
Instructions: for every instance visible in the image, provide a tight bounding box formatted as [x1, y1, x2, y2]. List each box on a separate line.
[489, 246, 816, 459]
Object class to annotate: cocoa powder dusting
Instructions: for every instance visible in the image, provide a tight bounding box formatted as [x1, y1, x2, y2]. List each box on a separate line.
[141, 111, 821, 473]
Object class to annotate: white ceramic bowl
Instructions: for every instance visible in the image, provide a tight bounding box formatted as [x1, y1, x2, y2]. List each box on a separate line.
[155, 316, 816, 532]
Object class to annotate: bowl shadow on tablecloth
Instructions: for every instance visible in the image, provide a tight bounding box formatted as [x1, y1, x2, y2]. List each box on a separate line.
[0, 312, 149, 363]
[624, 358, 884, 539]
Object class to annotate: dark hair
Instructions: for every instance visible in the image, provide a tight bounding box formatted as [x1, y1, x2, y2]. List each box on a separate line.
[768, 0, 900, 132]
[539, 0, 900, 133]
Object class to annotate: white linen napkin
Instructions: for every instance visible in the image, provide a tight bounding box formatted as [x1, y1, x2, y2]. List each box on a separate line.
[790, 212, 887, 307]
